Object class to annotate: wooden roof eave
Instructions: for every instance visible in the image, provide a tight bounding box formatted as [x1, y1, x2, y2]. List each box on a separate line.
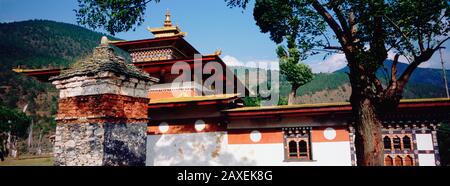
[223, 98, 450, 119]
[12, 68, 63, 82]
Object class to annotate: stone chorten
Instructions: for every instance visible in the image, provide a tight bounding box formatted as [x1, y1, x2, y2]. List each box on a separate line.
[51, 37, 158, 166]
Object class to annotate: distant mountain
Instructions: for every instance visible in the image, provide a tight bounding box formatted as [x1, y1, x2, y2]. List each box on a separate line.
[335, 60, 450, 89]
[231, 59, 450, 104]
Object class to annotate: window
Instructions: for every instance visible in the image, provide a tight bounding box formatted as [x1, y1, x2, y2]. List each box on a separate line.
[284, 127, 312, 161]
[393, 136, 401, 150]
[384, 155, 393, 166]
[383, 136, 392, 150]
[402, 136, 411, 150]
[288, 141, 297, 157]
[298, 140, 308, 157]
[404, 155, 413, 166]
[394, 156, 403, 166]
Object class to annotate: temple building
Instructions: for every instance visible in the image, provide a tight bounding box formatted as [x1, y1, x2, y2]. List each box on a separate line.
[13, 11, 449, 166]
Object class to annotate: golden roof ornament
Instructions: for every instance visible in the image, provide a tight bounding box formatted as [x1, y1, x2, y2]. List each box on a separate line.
[214, 49, 222, 56]
[148, 9, 187, 38]
[164, 9, 172, 27]
[100, 36, 109, 46]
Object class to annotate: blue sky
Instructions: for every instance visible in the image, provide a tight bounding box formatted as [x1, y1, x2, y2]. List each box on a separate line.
[1, 0, 449, 72]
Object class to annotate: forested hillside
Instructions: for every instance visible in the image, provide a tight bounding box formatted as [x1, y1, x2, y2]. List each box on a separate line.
[0, 20, 119, 155]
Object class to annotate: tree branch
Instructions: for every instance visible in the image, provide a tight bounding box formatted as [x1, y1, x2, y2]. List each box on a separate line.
[324, 46, 343, 50]
[417, 28, 425, 53]
[390, 54, 400, 83]
[330, 3, 352, 41]
[383, 15, 417, 57]
[310, 0, 347, 47]
[372, 74, 384, 95]
[349, 12, 358, 42]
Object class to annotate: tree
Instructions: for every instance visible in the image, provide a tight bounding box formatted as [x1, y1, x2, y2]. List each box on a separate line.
[74, 0, 450, 165]
[0, 104, 31, 159]
[226, 0, 450, 165]
[277, 35, 313, 104]
[75, 0, 160, 35]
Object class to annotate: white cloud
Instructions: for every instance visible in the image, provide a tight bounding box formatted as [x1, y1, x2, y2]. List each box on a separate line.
[223, 46, 450, 74]
[307, 53, 348, 73]
[222, 55, 244, 66]
[222, 55, 279, 70]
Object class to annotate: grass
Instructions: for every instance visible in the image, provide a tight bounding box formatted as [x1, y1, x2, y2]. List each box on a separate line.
[0, 156, 53, 166]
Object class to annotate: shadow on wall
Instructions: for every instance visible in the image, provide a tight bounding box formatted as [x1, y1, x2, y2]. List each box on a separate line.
[146, 132, 257, 166]
[104, 139, 144, 166]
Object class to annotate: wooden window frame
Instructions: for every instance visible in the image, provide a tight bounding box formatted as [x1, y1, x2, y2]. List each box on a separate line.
[283, 127, 313, 162]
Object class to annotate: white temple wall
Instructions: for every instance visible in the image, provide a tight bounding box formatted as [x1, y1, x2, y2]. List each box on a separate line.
[146, 130, 353, 166]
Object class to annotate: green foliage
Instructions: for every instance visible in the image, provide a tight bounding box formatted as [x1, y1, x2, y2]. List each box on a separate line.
[297, 72, 348, 95]
[75, 0, 160, 35]
[278, 96, 288, 105]
[0, 104, 31, 138]
[225, 0, 251, 9]
[253, 0, 326, 56]
[279, 61, 313, 87]
[438, 122, 450, 166]
[243, 96, 261, 106]
[276, 35, 313, 104]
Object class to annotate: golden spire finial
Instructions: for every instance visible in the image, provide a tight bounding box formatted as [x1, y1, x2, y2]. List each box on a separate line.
[164, 9, 172, 27]
[214, 49, 222, 56]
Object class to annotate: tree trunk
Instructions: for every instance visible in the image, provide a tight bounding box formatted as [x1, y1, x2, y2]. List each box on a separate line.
[27, 118, 33, 151]
[37, 130, 42, 155]
[288, 84, 300, 105]
[352, 97, 384, 166]
[6, 131, 11, 157]
[10, 136, 18, 158]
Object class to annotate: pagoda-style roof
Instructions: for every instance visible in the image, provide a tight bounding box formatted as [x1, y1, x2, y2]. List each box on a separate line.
[12, 67, 63, 82]
[147, 9, 187, 38]
[112, 36, 199, 59]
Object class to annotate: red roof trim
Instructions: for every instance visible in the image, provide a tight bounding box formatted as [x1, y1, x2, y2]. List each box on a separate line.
[147, 98, 237, 109]
[111, 36, 182, 47]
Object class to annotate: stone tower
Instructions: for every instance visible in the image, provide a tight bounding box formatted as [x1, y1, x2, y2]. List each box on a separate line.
[50, 37, 158, 166]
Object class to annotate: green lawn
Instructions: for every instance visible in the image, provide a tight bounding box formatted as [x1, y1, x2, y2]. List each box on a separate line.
[0, 156, 53, 166]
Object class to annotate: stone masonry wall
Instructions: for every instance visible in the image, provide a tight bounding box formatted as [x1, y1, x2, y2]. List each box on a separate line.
[51, 41, 157, 166]
[54, 123, 104, 166]
[103, 122, 148, 166]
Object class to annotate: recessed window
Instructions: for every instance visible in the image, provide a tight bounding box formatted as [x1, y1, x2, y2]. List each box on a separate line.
[393, 136, 401, 150]
[298, 140, 308, 157]
[402, 136, 411, 150]
[384, 155, 393, 166]
[404, 155, 413, 166]
[395, 156, 403, 166]
[383, 136, 392, 150]
[288, 141, 298, 157]
[284, 127, 312, 161]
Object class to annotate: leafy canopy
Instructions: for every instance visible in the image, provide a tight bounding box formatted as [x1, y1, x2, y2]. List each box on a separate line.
[0, 104, 30, 138]
[277, 36, 313, 87]
[75, 0, 160, 35]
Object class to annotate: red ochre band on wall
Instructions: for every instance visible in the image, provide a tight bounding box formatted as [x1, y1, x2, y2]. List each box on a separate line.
[227, 129, 283, 144]
[310, 127, 350, 142]
[148, 122, 351, 144]
[56, 94, 149, 124]
[147, 121, 226, 135]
